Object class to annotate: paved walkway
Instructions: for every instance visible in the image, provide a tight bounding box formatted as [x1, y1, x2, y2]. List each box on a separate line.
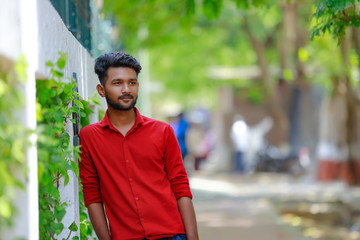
[190, 172, 360, 240]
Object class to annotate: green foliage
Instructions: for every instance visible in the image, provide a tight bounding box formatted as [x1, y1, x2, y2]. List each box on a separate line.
[104, 0, 344, 115]
[103, 0, 196, 51]
[203, 0, 224, 19]
[80, 92, 100, 128]
[311, 0, 360, 42]
[231, 0, 267, 9]
[247, 84, 264, 104]
[37, 53, 94, 239]
[0, 56, 29, 230]
[146, 2, 281, 110]
[305, 34, 344, 92]
[184, 0, 268, 16]
[98, 107, 106, 122]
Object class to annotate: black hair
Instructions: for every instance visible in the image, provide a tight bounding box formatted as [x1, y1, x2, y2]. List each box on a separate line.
[94, 51, 142, 85]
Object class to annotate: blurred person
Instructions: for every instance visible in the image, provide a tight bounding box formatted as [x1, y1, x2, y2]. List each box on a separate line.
[187, 122, 213, 171]
[79, 51, 198, 240]
[170, 113, 189, 161]
[244, 117, 273, 173]
[230, 115, 248, 172]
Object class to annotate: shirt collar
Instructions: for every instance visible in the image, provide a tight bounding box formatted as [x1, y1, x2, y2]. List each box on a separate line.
[99, 107, 144, 129]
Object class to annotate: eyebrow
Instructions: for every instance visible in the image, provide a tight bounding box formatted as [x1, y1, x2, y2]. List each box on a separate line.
[111, 78, 138, 82]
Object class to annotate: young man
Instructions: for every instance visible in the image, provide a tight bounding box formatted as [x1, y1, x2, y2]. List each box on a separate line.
[79, 51, 198, 240]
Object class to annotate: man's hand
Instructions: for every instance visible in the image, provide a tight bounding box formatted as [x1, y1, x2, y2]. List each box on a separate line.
[177, 197, 199, 240]
[87, 202, 112, 240]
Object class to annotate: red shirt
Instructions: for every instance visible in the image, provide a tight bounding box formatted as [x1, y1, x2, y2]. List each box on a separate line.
[79, 107, 192, 240]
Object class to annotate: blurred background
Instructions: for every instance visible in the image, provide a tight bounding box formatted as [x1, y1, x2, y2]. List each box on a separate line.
[1, 0, 360, 239]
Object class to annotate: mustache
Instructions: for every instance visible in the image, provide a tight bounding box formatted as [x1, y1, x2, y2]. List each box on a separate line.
[118, 94, 134, 99]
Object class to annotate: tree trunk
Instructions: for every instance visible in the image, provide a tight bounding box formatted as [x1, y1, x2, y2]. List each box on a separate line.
[242, 17, 288, 133]
[279, 0, 297, 74]
[340, 31, 359, 184]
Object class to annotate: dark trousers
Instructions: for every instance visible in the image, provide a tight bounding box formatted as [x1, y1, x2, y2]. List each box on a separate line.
[143, 234, 187, 240]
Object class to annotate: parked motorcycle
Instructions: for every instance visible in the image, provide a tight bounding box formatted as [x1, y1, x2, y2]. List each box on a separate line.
[255, 144, 307, 175]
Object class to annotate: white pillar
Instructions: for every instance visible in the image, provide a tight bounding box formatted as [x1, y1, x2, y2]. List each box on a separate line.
[2, 0, 39, 239]
[21, 0, 39, 238]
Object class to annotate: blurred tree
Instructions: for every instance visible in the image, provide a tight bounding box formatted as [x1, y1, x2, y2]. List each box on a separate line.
[102, 0, 360, 180]
[102, 0, 265, 113]
[103, 1, 287, 112]
[311, 0, 360, 184]
[102, 0, 314, 141]
[179, 0, 315, 145]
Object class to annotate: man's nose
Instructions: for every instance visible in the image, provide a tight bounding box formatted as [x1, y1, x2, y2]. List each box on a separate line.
[122, 83, 130, 93]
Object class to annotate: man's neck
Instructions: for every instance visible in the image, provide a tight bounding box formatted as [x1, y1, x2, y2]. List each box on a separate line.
[107, 107, 136, 136]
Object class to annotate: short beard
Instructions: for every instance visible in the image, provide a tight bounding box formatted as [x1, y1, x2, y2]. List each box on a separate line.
[105, 94, 138, 111]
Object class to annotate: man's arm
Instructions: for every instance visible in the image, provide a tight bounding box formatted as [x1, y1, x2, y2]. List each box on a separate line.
[87, 202, 111, 240]
[177, 197, 199, 240]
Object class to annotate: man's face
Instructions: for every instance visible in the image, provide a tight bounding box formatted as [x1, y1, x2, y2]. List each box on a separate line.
[99, 67, 139, 111]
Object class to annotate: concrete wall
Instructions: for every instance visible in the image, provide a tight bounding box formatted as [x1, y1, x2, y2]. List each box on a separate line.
[0, 0, 101, 239]
[37, 0, 98, 99]
[0, 0, 22, 62]
[0, 0, 98, 96]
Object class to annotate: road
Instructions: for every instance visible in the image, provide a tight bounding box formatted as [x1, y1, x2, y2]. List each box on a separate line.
[190, 172, 360, 240]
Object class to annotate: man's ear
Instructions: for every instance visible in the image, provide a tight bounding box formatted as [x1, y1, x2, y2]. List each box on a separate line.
[96, 84, 105, 97]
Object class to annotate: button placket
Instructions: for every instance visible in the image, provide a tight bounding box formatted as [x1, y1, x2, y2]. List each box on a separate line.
[122, 136, 146, 233]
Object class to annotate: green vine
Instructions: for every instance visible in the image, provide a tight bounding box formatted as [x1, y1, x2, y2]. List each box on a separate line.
[79, 92, 99, 239]
[37, 53, 96, 239]
[0, 56, 29, 231]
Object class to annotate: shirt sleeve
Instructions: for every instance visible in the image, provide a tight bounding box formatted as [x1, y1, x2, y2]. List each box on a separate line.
[163, 125, 193, 199]
[79, 130, 103, 207]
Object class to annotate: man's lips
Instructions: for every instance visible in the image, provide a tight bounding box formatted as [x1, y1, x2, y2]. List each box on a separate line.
[118, 95, 133, 100]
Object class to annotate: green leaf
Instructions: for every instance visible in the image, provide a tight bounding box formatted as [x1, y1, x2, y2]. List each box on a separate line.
[53, 222, 64, 235]
[68, 221, 78, 232]
[64, 173, 70, 186]
[0, 198, 12, 219]
[56, 57, 66, 70]
[73, 99, 84, 109]
[64, 83, 74, 94]
[55, 205, 66, 222]
[45, 60, 54, 68]
[14, 55, 28, 83]
[73, 92, 81, 98]
[53, 70, 64, 78]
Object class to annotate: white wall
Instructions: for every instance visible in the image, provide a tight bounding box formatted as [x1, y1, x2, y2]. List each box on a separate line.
[37, 0, 98, 99]
[0, 0, 39, 239]
[0, 0, 101, 239]
[0, 0, 21, 61]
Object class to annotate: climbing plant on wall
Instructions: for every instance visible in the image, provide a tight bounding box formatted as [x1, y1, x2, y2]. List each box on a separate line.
[37, 53, 95, 239]
[0, 56, 29, 231]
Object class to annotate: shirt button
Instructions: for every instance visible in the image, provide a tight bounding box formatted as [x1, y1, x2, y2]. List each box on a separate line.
[129, 178, 133, 182]
[135, 197, 139, 201]
[125, 159, 129, 163]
